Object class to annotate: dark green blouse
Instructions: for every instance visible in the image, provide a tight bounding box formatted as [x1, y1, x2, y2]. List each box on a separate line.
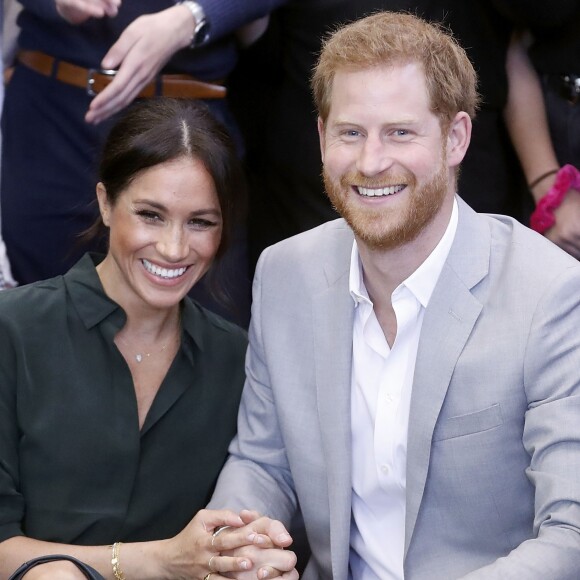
[0, 254, 247, 545]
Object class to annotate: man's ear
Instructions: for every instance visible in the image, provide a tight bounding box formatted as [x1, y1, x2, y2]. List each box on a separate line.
[317, 116, 326, 164]
[96, 183, 111, 227]
[446, 111, 472, 169]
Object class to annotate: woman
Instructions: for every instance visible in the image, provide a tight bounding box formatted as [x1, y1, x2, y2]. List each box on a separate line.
[0, 99, 296, 579]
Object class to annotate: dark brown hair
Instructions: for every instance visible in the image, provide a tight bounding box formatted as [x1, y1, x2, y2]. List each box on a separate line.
[90, 98, 245, 259]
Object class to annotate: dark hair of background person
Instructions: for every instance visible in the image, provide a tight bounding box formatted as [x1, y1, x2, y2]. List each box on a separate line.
[83, 97, 247, 307]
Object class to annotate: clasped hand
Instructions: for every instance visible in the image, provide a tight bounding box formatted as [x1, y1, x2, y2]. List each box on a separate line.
[165, 509, 298, 579]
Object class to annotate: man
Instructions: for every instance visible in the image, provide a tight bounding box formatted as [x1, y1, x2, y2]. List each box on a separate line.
[209, 11, 580, 579]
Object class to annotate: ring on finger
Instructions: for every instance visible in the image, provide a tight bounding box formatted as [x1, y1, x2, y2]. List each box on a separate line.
[211, 525, 232, 547]
[208, 555, 216, 571]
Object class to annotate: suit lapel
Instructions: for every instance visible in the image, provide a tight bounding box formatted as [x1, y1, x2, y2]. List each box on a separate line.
[313, 225, 355, 580]
[404, 199, 490, 554]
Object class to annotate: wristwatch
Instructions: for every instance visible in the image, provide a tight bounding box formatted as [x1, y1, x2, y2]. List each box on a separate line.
[178, 1, 211, 48]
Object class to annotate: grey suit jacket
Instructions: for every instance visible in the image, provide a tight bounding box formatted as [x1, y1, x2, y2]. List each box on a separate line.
[210, 198, 580, 579]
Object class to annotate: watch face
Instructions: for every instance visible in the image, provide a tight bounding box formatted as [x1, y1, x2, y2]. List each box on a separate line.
[195, 21, 210, 46]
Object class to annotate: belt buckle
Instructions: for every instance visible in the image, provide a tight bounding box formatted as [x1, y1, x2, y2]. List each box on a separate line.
[87, 68, 117, 97]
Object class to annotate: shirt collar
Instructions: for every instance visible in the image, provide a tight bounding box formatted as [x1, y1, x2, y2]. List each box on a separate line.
[349, 197, 458, 308]
[64, 253, 215, 353]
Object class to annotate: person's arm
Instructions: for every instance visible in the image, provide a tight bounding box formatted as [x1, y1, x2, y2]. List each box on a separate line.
[0, 510, 256, 579]
[504, 30, 559, 200]
[459, 264, 580, 578]
[504, 29, 580, 257]
[208, 248, 299, 524]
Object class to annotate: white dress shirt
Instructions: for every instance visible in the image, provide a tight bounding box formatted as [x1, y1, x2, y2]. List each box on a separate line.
[349, 199, 458, 579]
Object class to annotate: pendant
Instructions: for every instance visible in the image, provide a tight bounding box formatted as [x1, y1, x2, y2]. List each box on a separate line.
[135, 354, 143, 363]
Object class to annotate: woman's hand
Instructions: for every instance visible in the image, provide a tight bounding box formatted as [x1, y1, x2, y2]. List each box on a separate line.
[545, 188, 580, 259]
[55, 0, 120, 25]
[159, 509, 254, 578]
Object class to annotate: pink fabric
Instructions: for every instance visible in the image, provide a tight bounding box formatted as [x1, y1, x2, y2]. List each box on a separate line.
[530, 165, 580, 234]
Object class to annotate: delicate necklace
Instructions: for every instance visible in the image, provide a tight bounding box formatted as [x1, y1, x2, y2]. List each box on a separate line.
[116, 327, 180, 363]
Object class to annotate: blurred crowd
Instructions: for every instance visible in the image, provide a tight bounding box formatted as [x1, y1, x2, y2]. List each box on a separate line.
[0, 0, 579, 317]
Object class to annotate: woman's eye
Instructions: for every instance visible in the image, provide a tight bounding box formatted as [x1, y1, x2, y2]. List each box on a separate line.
[137, 210, 162, 222]
[189, 218, 218, 230]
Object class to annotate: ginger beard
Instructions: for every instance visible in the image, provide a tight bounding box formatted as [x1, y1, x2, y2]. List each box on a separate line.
[323, 143, 450, 251]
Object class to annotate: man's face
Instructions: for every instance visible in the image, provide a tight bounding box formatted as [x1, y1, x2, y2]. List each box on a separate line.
[319, 62, 457, 251]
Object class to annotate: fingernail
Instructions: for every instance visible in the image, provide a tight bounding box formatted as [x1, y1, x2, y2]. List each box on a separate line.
[260, 570, 269, 579]
[240, 560, 249, 570]
[278, 533, 291, 542]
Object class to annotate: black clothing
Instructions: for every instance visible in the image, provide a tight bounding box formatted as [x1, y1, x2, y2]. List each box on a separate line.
[0, 254, 247, 544]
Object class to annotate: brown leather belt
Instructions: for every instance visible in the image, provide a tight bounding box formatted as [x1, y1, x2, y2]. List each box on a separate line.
[17, 50, 227, 99]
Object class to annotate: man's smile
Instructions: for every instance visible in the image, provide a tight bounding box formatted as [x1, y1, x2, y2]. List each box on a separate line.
[356, 185, 406, 197]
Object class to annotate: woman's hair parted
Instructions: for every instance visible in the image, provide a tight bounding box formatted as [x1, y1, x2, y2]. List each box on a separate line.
[312, 11, 480, 129]
[93, 98, 245, 258]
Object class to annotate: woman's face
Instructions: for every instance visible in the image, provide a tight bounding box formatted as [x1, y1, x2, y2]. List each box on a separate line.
[96, 156, 222, 313]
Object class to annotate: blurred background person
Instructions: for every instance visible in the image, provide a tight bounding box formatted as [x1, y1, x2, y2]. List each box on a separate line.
[502, 1, 580, 258]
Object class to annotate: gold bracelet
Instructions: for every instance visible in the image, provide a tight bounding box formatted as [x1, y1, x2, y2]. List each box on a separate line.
[111, 542, 126, 580]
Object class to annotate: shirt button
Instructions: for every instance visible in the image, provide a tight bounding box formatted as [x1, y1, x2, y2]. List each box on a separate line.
[380, 464, 389, 475]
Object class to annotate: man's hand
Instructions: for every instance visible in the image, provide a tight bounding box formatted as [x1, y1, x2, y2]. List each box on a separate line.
[545, 189, 580, 259]
[214, 511, 297, 580]
[56, 0, 120, 25]
[85, 5, 195, 124]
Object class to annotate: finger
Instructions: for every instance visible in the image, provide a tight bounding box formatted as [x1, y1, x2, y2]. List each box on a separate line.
[86, 73, 142, 123]
[86, 53, 152, 123]
[208, 554, 253, 575]
[240, 509, 262, 523]
[213, 525, 275, 551]
[255, 548, 297, 572]
[100, 22, 140, 70]
[248, 518, 293, 548]
[197, 508, 246, 533]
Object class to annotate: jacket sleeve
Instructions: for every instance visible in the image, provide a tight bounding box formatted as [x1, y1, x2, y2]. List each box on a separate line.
[460, 264, 580, 579]
[208, 246, 297, 525]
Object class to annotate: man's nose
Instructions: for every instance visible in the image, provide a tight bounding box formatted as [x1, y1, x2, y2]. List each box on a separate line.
[356, 136, 395, 177]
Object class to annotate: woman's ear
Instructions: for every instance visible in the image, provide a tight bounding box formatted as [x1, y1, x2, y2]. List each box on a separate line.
[446, 111, 472, 169]
[96, 183, 111, 227]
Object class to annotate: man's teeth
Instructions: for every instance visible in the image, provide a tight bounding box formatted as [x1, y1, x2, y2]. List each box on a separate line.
[358, 185, 405, 197]
[142, 259, 187, 279]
